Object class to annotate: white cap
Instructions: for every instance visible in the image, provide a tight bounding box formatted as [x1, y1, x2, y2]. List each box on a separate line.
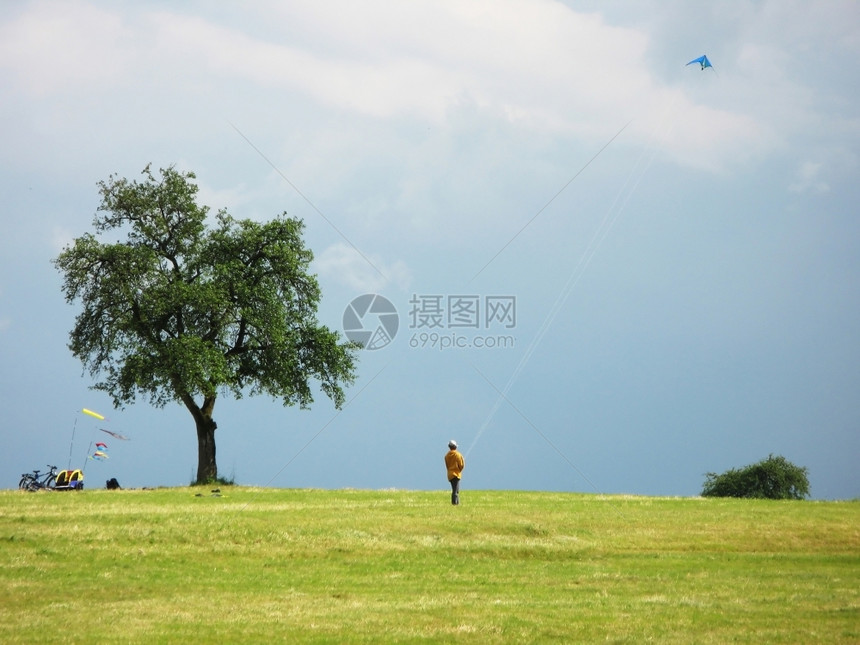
[448, 440, 457, 449]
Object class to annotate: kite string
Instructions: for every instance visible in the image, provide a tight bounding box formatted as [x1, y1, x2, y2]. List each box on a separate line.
[469, 362, 629, 520]
[465, 128, 650, 459]
[236, 362, 389, 512]
[228, 121, 388, 283]
[466, 98, 682, 490]
[67, 417, 77, 470]
[470, 121, 632, 283]
[466, 123, 639, 457]
[81, 441, 93, 474]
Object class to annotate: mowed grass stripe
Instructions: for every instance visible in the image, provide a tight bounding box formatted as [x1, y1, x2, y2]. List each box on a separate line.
[1, 488, 857, 643]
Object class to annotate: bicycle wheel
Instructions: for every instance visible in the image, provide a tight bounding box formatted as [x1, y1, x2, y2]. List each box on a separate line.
[19, 475, 33, 490]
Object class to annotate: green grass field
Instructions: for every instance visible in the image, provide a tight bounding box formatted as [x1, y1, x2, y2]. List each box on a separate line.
[1, 487, 857, 643]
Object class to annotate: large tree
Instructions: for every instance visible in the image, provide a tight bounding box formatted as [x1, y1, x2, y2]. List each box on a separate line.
[54, 165, 359, 483]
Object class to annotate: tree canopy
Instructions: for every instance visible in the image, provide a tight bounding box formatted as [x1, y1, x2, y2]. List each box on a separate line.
[54, 165, 359, 483]
[701, 454, 810, 500]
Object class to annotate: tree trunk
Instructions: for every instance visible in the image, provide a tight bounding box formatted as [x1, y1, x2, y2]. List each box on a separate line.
[182, 393, 218, 484]
[195, 415, 218, 484]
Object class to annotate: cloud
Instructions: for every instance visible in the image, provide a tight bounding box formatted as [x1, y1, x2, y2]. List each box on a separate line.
[789, 161, 829, 194]
[0, 285, 9, 333]
[314, 243, 412, 293]
[0, 0, 130, 96]
[0, 0, 796, 177]
[141, 0, 770, 170]
[50, 226, 76, 253]
[195, 180, 253, 216]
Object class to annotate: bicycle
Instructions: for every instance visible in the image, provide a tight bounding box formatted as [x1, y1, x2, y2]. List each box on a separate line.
[18, 465, 58, 492]
[20, 466, 58, 491]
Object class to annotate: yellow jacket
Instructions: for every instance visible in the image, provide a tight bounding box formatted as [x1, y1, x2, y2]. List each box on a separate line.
[445, 450, 465, 480]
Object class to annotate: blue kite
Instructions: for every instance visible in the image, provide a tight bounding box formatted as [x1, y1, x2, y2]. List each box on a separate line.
[686, 55, 713, 71]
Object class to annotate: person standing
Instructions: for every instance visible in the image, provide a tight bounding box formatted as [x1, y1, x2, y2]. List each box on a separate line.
[444, 440, 465, 505]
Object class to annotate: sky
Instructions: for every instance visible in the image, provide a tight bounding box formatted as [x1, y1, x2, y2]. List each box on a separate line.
[1, 0, 858, 499]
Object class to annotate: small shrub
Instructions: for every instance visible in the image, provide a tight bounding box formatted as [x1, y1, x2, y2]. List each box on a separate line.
[702, 454, 809, 500]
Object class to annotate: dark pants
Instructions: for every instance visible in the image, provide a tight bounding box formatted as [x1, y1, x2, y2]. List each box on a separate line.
[449, 477, 460, 505]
